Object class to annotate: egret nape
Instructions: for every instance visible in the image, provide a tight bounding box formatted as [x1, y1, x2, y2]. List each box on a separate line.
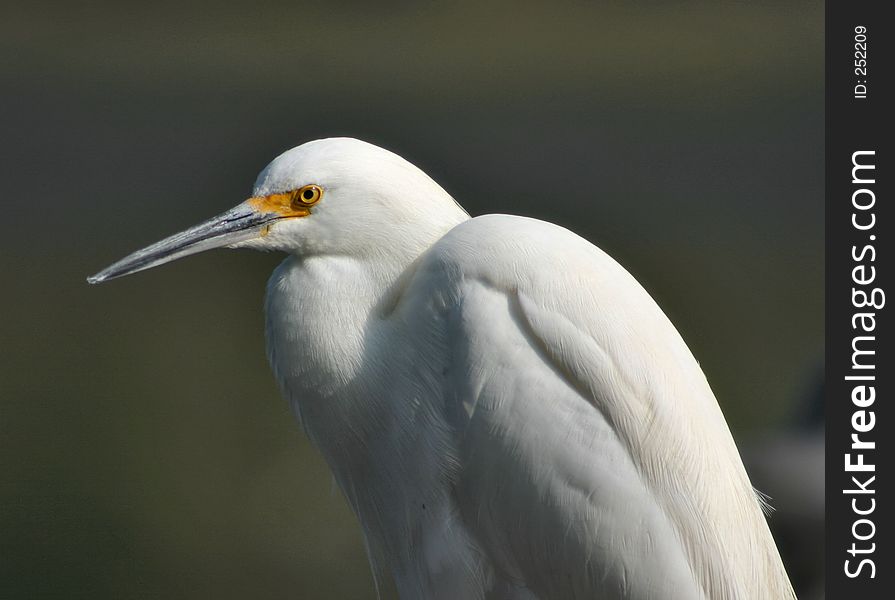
[89, 138, 795, 599]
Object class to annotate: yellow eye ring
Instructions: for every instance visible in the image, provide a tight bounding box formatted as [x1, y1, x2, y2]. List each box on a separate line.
[292, 184, 323, 208]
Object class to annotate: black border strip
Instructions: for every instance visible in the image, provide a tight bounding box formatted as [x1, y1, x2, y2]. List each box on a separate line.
[826, 1, 891, 596]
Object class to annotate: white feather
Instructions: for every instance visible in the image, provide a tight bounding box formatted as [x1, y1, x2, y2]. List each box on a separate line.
[260, 141, 795, 599]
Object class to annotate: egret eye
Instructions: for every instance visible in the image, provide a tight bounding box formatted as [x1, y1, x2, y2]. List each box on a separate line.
[292, 185, 323, 208]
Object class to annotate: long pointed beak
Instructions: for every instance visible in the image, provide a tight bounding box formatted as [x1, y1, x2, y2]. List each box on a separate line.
[87, 202, 278, 284]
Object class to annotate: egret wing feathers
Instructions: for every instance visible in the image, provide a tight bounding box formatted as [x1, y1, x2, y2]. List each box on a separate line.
[410, 214, 795, 600]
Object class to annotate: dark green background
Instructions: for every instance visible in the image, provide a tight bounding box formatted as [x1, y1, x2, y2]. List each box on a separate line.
[1, 1, 823, 598]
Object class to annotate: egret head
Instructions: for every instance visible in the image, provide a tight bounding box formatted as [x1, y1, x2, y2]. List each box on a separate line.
[88, 138, 468, 283]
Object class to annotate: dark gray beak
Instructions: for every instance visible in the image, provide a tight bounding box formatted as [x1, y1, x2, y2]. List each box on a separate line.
[87, 202, 279, 284]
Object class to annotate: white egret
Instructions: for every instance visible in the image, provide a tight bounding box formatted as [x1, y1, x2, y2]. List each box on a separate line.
[89, 138, 795, 599]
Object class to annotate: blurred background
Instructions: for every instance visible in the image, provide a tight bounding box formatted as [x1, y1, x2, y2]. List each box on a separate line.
[1, 1, 823, 598]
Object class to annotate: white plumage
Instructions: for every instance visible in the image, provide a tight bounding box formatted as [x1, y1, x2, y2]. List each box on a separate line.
[89, 138, 795, 599]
